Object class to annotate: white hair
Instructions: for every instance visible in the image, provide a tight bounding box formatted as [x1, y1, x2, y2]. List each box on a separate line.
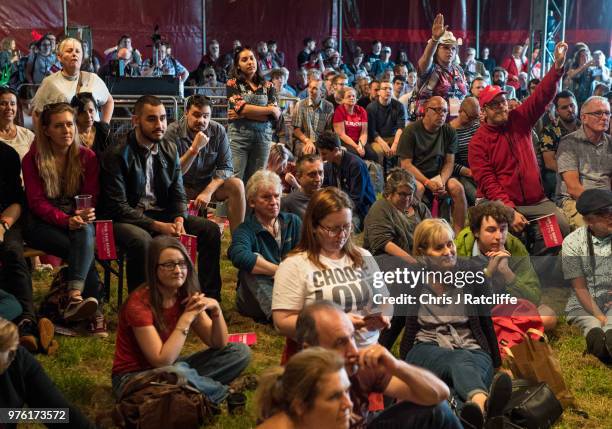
[582, 96, 610, 112]
[246, 170, 282, 202]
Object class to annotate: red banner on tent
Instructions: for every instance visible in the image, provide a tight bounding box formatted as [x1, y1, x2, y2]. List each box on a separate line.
[180, 234, 197, 263]
[537, 214, 563, 248]
[95, 220, 117, 260]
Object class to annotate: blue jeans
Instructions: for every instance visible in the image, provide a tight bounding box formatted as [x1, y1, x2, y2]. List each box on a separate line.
[112, 342, 251, 405]
[25, 217, 99, 298]
[405, 343, 494, 409]
[236, 270, 273, 321]
[229, 122, 272, 185]
[368, 400, 462, 429]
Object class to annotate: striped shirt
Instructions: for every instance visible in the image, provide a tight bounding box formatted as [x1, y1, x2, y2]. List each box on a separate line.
[453, 121, 480, 176]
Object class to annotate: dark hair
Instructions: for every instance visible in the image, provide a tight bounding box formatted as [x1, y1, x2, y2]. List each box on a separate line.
[392, 75, 406, 84]
[468, 200, 514, 234]
[372, 40, 381, 46]
[331, 73, 347, 85]
[70, 92, 98, 114]
[269, 68, 284, 81]
[144, 236, 200, 333]
[528, 78, 541, 86]
[296, 153, 322, 175]
[303, 37, 314, 46]
[117, 34, 131, 47]
[296, 301, 344, 346]
[186, 94, 212, 111]
[470, 76, 485, 88]
[0, 86, 23, 126]
[553, 90, 576, 108]
[493, 67, 507, 77]
[134, 95, 163, 115]
[315, 131, 341, 151]
[369, 79, 380, 87]
[267, 40, 277, 46]
[230, 46, 265, 86]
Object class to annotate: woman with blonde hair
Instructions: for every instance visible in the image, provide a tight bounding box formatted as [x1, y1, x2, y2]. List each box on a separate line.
[400, 218, 511, 429]
[22, 103, 103, 332]
[272, 187, 389, 349]
[255, 347, 352, 429]
[31, 37, 114, 126]
[0, 318, 95, 428]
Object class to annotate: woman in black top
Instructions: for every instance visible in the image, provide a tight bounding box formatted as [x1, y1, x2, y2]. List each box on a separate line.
[70, 92, 114, 158]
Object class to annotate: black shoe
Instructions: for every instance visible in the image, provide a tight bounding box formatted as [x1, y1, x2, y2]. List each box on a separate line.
[586, 327, 607, 361]
[18, 319, 39, 353]
[460, 401, 484, 429]
[604, 329, 612, 361]
[486, 372, 512, 420]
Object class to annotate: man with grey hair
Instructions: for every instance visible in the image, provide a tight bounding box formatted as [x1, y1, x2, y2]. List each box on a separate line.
[556, 95, 612, 228]
[463, 47, 489, 84]
[228, 170, 301, 322]
[296, 301, 462, 429]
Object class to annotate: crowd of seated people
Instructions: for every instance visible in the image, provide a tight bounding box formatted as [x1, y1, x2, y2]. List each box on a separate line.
[1, 11, 612, 429]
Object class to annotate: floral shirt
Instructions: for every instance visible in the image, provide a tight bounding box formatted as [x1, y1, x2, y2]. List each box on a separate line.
[540, 120, 580, 154]
[226, 77, 278, 115]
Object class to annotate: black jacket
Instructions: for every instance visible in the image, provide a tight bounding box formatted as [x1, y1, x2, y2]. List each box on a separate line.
[100, 130, 187, 229]
[0, 142, 25, 214]
[90, 121, 115, 158]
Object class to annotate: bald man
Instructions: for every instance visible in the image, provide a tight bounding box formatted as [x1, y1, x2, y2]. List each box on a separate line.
[450, 96, 480, 205]
[397, 96, 467, 233]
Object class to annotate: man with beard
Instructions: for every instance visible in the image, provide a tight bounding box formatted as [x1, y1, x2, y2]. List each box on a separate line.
[469, 42, 571, 255]
[101, 96, 223, 300]
[491, 67, 516, 99]
[539, 91, 580, 200]
[165, 95, 245, 233]
[296, 301, 461, 429]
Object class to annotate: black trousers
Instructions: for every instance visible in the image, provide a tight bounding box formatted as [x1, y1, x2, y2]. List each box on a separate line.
[0, 225, 36, 321]
[114, 213, 222, 300]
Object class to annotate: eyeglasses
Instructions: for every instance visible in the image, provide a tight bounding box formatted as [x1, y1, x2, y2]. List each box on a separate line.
[485, 97, 508, 110]
[157, 260, 189, 271]
[319, 224, 352, 237]
[395, 191, 414, 198]
[427, 107, 448, 115]
[204, 74, 214, 78]
[583, 110, 611, 119]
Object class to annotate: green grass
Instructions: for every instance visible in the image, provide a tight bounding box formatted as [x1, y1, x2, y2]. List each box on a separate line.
[26, 234, 612, 429]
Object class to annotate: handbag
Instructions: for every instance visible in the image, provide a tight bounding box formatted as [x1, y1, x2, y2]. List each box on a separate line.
[503, 328, 575, 409]
[504, 379, 563, 429]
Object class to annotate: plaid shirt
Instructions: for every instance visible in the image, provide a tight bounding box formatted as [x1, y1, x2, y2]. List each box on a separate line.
[292, 97, 334, 141]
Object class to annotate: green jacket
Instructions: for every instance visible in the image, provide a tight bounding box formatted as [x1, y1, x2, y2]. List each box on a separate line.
[455, 227, 541, 304]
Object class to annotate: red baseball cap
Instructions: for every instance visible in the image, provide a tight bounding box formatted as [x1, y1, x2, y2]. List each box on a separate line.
[478, 85, 508, 108]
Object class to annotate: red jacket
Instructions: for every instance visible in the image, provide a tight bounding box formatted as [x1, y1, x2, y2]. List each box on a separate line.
[469, 66, 563, 208]
[22, 143, 99, 228]
[501, 56, 528, 89]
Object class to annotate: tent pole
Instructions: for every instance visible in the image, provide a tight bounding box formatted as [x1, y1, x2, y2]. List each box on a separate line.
[62, 0, 68, 35]
[202, 0, 207, 58]
[339, 0, 343, 56]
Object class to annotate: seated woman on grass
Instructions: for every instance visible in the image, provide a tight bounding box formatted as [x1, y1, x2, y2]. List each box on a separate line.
[400, 218, 511, 429]
[111, 236, 251, 405]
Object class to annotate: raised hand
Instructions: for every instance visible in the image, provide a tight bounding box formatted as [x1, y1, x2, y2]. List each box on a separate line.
[432, 14, 447, 40]
[554, 42, 569, 70]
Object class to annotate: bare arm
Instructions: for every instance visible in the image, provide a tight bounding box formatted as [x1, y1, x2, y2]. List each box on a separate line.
[100, 95, 114, 124]
[190, 301, 228, 349]
[0, 203, 22, 227]
[440, 153, 454, 184]
[384, 241, 417, 264]
[251, 255, 279, 276]
[571, 277, 606, 319]
[333, 121, 359, 150]
[272, 309, 300, 339]
[417, 13, 446, 74]
[132, 315, 195, 367]
[542, 151, 558, 171]
[400, 157, 429, 185]
[561, 170, 585, 200]
[385, 361, 450, 405]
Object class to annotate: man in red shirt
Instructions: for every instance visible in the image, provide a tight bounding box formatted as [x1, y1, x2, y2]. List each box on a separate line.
[469, 42, 571, 255]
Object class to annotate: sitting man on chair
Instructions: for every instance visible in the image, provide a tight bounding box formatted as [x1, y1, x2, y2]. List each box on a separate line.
[165, 94, 245, 233]
[101, 95, 223, 300]
[397, 96, 467, 234]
